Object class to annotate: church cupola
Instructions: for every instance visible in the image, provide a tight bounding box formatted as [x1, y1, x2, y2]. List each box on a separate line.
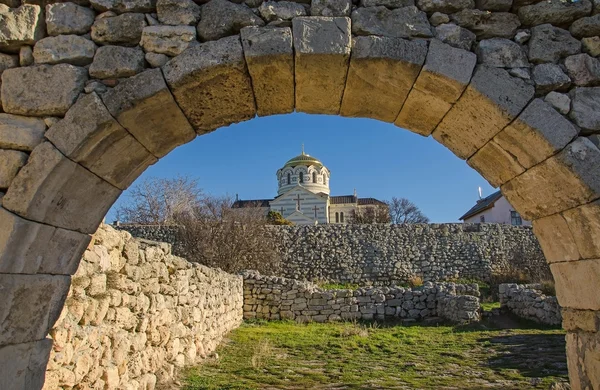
[277, 146, 330, 196]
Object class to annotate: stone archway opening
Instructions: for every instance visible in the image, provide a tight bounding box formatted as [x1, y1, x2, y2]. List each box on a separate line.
[1, 2, 600, 388]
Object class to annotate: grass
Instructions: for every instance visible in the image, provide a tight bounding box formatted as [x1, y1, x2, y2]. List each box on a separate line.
[183, 320, 567, 390]
[481, 301, 502, 311]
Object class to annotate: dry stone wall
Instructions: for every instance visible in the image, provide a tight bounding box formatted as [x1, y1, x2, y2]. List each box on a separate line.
[242, 271, 481, 324]
[43, 224, 243, 390]
[499, 283, 562, 326]
[117, 223, 549, 284]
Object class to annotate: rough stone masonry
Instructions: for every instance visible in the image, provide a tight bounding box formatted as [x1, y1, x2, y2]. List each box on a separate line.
[1, 0, 600, 388]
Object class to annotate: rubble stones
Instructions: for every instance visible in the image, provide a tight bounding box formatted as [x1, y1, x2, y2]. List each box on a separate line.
[569, 87, 600, 133]
[0, 52, 18, 75]
[259, 1, 306, 21]
[46, 2, 96, 36]
[0, 114, 45, 151]
[570, 14, 600, 38]
[499, 283, 562, 326]
[0, 149, 28, 188]
[196, 0, 265, 42]
[582, 36, 600, 56]
[528, 24, 582, 64]
[360, 0, 414, 8]
[89, 0, 156, 14]
[545, 91, 572, 114]
[145, 52, 169, 67]
[32, 35, 97, 66]
[351, 6, 433, 38]
[435, 23, 476, 50]
[157, 0, 201, 26]
[311, 0, 352, 17]
[0, 4, 45, 52]
[450, 9, 520, 39]
[532, 63, 572, 94]
[416, 0, 474, 14]
[89, 45, 145, 79]
[518, 0, 593, 27]
[140, 25, 197, 56]
[565, 53, 600, 86]
[475, 38, 529, 68]
[91, 13, 147, 46]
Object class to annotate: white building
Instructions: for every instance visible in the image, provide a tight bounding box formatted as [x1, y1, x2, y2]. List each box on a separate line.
[232, 148, 387, 225]
[459, 190, 530, 226]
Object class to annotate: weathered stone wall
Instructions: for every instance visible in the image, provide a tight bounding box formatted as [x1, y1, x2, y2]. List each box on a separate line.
[499, 283, 562, 326]
[242, 270, 480, 324]
[43, 225, 243, 390]
[117, 223, 549, 284]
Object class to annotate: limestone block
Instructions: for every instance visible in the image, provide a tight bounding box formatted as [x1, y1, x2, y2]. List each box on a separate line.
[475, 38, 529, 68]
[46, 2, 96, 36]
[157, 0, 200, 26]
[2, 142, 121, 234]
[493, 98, 579, 169]
[293, 17, 351, 114]
[467, 139, 525, 187]
[528, 24, 581, 64]
[434, 23, 476, 51]
[259, 1, 306, 21]
[502, 138, 600, 220]
[394, 88, 451, 135]
[102, 68, 196, 157]
[518, 0, 592, 27]
[0, 338, 52, 390]
[533, 212, 581, 264]
[0, 273, 70, 345]
[0, 149, 27, 189]
[351, 6, 433, 39]
[566, 331, 600, 390]
[163, 35, 256, 133]
[0, 4, 45, 52]
[433, 65, 534, 160]
[561, 200, 600, 260]
[89, 45, 146, 79]
[0, 207, 90, 274]
[341, 36, 427, 122]
[196, 0, 265, 42]
[562, 308, 600, 332]
[240, 26, 294, 116]
[46, 92, 157, 189]
[569, 87, 600, 134]
[450, 9, 520, 39]
[552, 259, 600, 310]
[1, 64, 88, 117]
[33, 35, 97, 66]
[0, 52, 18, 76]
[0, 113, 45, 151]
[311, 0, 351, 17]
[91, 13, 146, 46]
[140, 25, 197, 56]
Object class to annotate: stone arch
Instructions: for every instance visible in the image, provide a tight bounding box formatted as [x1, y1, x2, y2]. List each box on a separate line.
[0, 2, 599, 388]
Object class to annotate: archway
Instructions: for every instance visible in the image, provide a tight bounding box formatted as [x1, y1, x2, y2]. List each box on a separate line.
[0, 3, 599, 388]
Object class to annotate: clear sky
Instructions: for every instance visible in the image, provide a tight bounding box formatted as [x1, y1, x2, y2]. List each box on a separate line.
[106, 113, 496, 223]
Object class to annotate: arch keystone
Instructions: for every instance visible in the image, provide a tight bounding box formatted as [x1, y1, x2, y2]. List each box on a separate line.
[241, 26, 294, 116]
[396, 39, 476, 135]
[46, 92, 157, 190]
[101, 68, 196, 158]
[340, 36, 427, 122]
[293, 17, 351, 114]
[162, 35, 257, 134]
[502, 137, 600, 221]
[432, 65, 534, 160]
[2, 142, 121, 234]
[0, 208, 90, 275]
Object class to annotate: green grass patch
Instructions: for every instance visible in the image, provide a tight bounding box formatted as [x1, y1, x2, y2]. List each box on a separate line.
[183, 320, 567, 390]
[481, 302, 501, 311]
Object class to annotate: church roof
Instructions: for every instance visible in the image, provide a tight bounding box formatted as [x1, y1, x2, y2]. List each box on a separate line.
[283, 148, 324, 169]
[459, 190, 503, 220]
[330, 195, 387, 206]
[232, 199, 272, 208]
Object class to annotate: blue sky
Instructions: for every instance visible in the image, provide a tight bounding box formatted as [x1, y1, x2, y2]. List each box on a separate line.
[106, 113, 495, 223]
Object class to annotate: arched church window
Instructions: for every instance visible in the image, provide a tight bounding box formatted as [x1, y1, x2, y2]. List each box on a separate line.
[335, 212, 339, 223]
[287, 173, 291, 185]
[340, 212, 345, 223]
[299, 172, 304, 183]
[312, 172, 317, 183]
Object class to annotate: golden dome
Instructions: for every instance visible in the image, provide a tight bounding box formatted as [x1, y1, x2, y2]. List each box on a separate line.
[283, 152, 323, 168]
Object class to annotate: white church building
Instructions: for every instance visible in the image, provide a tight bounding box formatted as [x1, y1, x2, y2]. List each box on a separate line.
[232, 148, 386, 225]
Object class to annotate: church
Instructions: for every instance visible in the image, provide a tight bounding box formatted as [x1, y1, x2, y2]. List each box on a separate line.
[232, 148, 387, 225]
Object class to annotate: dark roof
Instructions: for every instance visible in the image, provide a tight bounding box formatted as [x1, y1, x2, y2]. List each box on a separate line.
[459, 190, 503, 220]
[231, 199, 272, 208]
[330, 195, 386, 206]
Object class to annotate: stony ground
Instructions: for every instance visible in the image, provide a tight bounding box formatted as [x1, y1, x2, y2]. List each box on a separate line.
[182, 317, 568, 390]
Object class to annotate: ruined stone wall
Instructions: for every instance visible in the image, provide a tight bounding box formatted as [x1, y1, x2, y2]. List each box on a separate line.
[43, 225, 243, 389]
[499, 283, 562, 326]
[118, 223, 549, 284]
[242, 271, 480, 324]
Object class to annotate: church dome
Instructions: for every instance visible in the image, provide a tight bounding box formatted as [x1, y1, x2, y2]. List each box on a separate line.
[277, 147, 330, 196]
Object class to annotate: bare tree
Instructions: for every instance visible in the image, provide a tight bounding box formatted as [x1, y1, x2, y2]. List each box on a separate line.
[116, 176, 203, 224]
[387, 197, 430, 224]
[351, 205, 391, 224]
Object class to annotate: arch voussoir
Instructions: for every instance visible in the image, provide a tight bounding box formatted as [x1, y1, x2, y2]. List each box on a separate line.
[292, 16, 351, 115]
[101, 68, 196, 158]
[46, 92, 157, 190]
[340, 35, 427, 122]
[0, 338, 52, 390]
[432, 65, 535, 160]
[396, 39, 476, 136]
[240, 26, 294, 117]
[162, 35, 257, 134]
